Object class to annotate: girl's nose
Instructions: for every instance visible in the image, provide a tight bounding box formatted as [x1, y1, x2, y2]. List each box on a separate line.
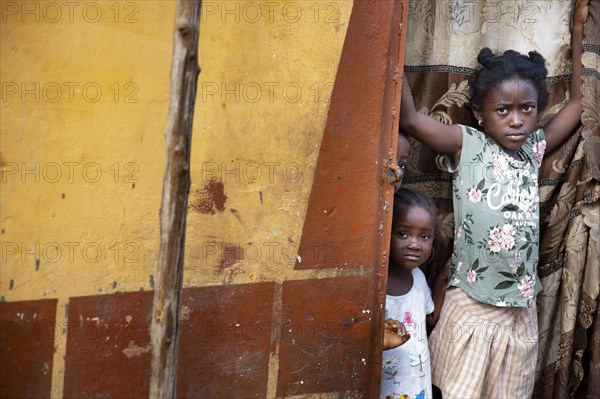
[407, 240, 420, 250]
[510, 112, 524, 127]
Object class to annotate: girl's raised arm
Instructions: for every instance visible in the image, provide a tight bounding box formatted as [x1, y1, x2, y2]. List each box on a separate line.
[543, 0, 588, 152]
[400, 75, 463, 160]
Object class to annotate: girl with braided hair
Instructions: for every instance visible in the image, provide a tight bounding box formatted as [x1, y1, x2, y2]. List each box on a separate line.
[398, 1, 588, 397]
[382, 188, 445, 399]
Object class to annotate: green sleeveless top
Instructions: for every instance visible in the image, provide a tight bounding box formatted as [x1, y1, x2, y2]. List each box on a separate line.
[448, 125, 546, 307]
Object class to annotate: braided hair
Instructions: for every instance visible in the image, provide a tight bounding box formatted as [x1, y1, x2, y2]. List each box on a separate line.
[393, 188, 439, 234]
[470, 48, 549, 112]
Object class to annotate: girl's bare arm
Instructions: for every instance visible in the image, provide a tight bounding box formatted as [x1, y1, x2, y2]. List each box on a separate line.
[426, 257, 450, 333]
[543, 0, 588, 152]
[400, 75, 463, 160]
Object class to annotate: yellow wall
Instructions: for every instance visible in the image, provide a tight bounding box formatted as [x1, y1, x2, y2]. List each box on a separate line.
[1, 1, 353, 396]
[186, 0, 353, 287]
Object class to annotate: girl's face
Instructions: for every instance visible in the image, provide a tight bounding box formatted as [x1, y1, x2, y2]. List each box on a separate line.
[473, 78, 539, 158]
[390, 206, 434, 271]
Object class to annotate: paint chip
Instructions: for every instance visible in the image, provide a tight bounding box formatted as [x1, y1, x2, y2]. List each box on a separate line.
[179, 306, 190, 321]
[189, 179, 227, 214]
[122, 341, 151, 358]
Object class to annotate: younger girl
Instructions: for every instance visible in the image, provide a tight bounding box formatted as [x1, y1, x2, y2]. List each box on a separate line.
[381, 132, 419, 354]
[398, 2, 588, 397]
[381, 188, 445, 399]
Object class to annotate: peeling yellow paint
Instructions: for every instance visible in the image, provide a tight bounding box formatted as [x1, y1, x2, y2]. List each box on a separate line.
[1, 0, 354, 296]
[184, 0, 354, 287]
[1, 2, 172, 301]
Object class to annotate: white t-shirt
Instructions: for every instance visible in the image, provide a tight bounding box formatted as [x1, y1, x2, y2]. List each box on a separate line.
[381, 267, 434, 399]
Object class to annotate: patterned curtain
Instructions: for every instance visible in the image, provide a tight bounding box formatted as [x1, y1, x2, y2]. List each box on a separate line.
[401, 1, 600, 398]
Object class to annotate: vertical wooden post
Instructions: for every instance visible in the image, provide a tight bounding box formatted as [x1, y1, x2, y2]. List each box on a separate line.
[149, 1, 202, 398]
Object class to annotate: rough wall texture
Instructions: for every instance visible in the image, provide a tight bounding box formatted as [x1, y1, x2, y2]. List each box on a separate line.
[1, 1, 408, 397]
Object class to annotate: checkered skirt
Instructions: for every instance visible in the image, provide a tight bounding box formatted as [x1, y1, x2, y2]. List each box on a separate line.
[428, 288, 538, 398]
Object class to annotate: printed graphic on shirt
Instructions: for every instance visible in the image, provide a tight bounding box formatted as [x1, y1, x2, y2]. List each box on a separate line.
[381, 269, 433, 399]
[449, 125, 545, 307]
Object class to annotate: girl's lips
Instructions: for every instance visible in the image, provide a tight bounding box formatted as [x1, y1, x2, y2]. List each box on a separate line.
[404, 254, 420, 261]
[506, 133, 525, 142]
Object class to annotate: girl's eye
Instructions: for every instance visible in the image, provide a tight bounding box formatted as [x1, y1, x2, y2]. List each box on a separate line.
[398, 232, 408, 238]
[420, 234, 431, 240]
[522, 105, 534, 112]
[496, 108, 508, 115]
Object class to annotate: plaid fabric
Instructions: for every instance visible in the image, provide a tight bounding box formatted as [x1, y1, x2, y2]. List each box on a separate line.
[429, 288, 538, 398]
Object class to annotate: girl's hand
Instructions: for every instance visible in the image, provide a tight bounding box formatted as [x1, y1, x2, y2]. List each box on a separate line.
[383, 319, 410, 350]
[573, 0, 589, 26]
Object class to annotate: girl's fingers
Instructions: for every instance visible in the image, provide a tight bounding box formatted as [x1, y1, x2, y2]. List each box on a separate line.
[574, 0, 589, 25]
[397, 321, 407, 336]
[383, 319, 411, 350]
[385, 318, 399, 333]
[385, 318, 410, 337]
